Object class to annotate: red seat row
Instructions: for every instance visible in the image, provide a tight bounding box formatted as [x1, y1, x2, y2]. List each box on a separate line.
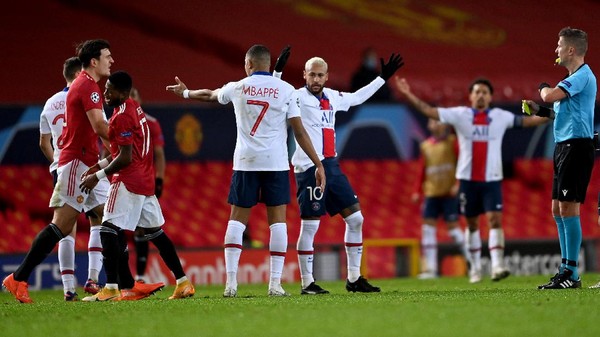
[1, 159, 600, 253]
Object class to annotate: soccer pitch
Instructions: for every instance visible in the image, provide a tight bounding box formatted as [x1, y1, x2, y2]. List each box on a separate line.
[2, 275, 600, 337]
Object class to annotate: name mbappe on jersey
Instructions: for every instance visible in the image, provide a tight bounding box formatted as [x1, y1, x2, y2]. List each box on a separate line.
[242, 84, 279, 98]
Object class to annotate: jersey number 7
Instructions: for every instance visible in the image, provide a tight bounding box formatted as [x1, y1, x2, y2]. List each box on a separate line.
[247, 100, 269, 136]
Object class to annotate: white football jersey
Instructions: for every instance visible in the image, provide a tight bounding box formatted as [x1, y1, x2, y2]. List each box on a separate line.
[39, 88, 68, 173]
[218, 72, 300, 171]
[438, 106, 516, 182]
[291, 77, 385, 172]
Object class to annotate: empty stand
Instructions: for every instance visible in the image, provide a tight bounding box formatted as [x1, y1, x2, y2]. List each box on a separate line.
[2, 159, 600, 253]
[3, 1, 600, 104]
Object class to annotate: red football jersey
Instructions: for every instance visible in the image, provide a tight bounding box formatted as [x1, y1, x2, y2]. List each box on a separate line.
[145, 113, 164, 148]
[108, 98, 154, 196]
[58, 71, 104, 166]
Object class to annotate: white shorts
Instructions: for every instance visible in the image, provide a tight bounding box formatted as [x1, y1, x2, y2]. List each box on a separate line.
[103, 181, 165, 231]
[50, 159, 109, 213]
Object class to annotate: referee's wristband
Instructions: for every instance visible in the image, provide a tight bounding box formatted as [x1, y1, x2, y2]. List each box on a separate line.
[95, 169, 107, 180]
[183, 89, 190, 99]
[538, 82, 551, 91]
[98, 158, 109, 169]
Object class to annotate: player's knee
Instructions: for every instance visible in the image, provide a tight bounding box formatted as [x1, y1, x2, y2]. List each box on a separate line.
[344, 211, 364, 232]
[487, 213, 502, 228]
[144, 227, 164, 241]
[99, 225, 119, 259]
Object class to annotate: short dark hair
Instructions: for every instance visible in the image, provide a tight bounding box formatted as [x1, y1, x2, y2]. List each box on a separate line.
[246, 44, 271, 66]
[76, 39, 110, 68]
[469, 78, 494, 95]
[559, 27, 588, 56]
[63, 57, 82, 82]
[107, 71, 133, 93]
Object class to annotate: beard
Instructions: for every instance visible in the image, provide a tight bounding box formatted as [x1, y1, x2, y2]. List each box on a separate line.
[308, 84, 324, 95]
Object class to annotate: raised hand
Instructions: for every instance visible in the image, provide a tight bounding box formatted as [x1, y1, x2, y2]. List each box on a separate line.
[521, 100, 540, 115]
[380, 53, 404, 81]
[394, 77, 411, 96]
[274, 45, 291, 73]
[165, 76, 188, 97]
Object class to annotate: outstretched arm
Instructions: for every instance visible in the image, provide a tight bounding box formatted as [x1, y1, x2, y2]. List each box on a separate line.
[394, 78, 440, 120]
[166, 76, 219, 102]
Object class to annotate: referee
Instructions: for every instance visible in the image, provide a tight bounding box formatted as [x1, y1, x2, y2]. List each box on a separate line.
[531, 27, 597, 290]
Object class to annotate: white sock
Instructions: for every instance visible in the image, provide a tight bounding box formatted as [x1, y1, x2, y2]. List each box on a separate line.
[58, 235, 76, 293]
[105, 283, 119, 290]
[88, 226, 103, 281]
[224, 220, 245, 288]
[448, 227, 467, 257]
[489, 228, 505, 270]
[421, 224, 437, 274]
[344, 211, 364, 282]
[297, 220, 319, 287]
[465, 229, 482, 272]
[269, 223, 287, 281]
[176, 276, 188, 285]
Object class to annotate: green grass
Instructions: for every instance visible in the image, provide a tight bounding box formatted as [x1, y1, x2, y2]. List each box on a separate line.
[2, 275, 600, 337]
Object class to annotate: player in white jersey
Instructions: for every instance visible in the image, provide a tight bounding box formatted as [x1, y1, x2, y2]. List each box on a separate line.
[277, 53, 403, 294]
[38, 57, 109, 300]
[167, 44, 325, 297]
[396, 77, 549, 283]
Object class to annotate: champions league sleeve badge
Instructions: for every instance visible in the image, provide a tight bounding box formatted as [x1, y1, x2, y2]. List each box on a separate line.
[90, 92, 100, 104]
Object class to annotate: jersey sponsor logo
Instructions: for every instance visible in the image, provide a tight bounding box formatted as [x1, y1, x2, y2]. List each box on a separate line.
[472, 125, 490, 140]
[90, 92, 100, 104]
[321, 110, 335, 124]
[120, 131, 132, 137]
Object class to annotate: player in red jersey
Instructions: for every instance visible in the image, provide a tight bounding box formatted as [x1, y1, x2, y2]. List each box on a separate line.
[38, 56, 111, 301]
[3, 39, 113, 303]
[80, 71, 193, 301]
[129, 87, 166, 282]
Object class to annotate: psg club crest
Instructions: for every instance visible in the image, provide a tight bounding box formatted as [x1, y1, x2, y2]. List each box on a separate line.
[90, 92, 100, 104]
[311, 202, 321, 211]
